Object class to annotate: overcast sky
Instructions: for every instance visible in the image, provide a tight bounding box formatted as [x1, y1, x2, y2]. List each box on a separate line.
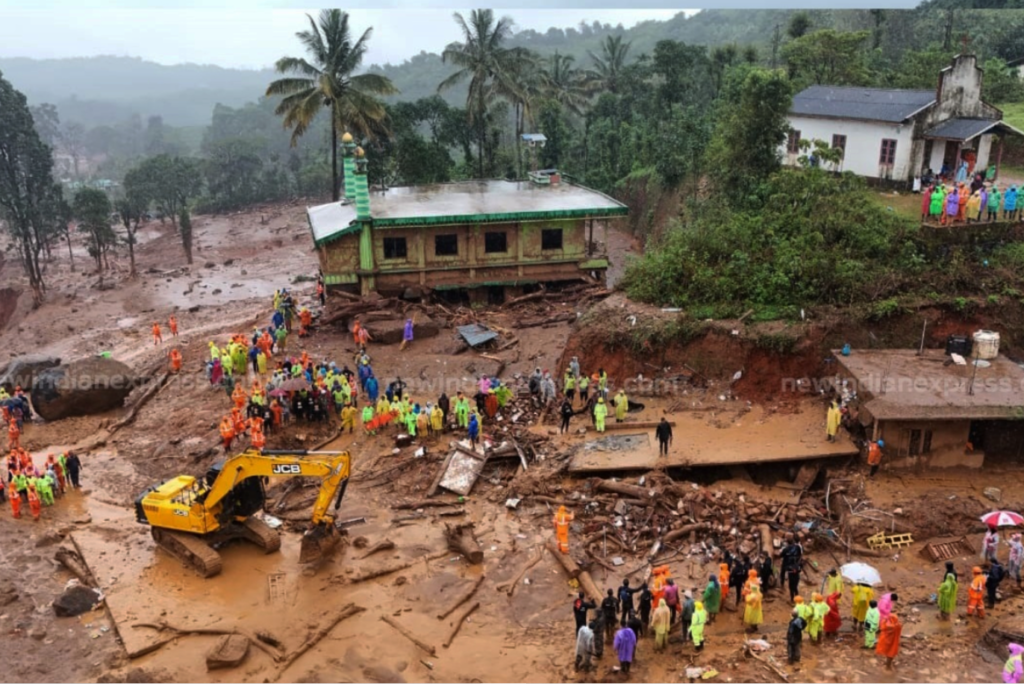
[0, 1, 920, 70]
[0, 9, 688, 70]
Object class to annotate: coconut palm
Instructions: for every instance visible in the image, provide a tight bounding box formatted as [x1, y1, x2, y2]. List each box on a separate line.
[543, 52, 594, 117]
[490, 48, 546, 179]
[587, 34, 632, 94]
[439, 9, 522, 179]
[267, 9, 397, 201]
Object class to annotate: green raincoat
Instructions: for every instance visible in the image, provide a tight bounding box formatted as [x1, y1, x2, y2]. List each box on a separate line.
[938, 572, 958, 615]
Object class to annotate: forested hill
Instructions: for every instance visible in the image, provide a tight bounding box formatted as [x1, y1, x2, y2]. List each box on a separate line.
[0, 56, 274, 127]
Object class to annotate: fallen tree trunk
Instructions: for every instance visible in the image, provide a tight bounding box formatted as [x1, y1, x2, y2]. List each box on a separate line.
[131, 621, 283, 663]
[380, 615, 437, 657]
[662, 522, 712, 544]
[358, 539, 395, 560]
[442, 601, 479, 648]
[577, 570, 602, 603]
[595, 480, 659, 500]
[346, 550, 450, 583]
[109, 372, 170, 432]
[393, 499, 461, 510]
[437, 575, 485, 620]
[497, 547, 543, 597]
[445, 523, 484, 564]
[515, 312, 576, 329]
[54, 547, 97, 587]
[758, 524, 774, 559]
[545, 539, 581, 579]
[504, 287, 546, 307]
[276, 604, 365, 679]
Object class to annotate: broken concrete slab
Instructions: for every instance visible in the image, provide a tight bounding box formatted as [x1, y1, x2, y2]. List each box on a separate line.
[363, 315, 439, 345]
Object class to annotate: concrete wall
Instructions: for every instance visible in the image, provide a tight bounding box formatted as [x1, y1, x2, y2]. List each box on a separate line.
[925, 54, 1001, 127]
[782, 115, 917, 181]
[320, 217, 603, 294]
[877, 419, 983, 469]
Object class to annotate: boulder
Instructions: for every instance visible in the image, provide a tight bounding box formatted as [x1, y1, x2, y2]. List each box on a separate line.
[362, 315, 439, 345]
[53, 584, 102, 617]
[0, 355, 61, 390]
[32, 357, 138, 421]
[206, 634, 250, 670]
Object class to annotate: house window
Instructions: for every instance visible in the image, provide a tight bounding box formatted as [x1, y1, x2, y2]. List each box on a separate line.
[831, 134, 847, 159]
[434, 234, 458, 256]
[787, 130, 801, 154]
[541, 228, 563, 250]
[880, 138, 897, 165]
[383, 237, 407, 260]
[484, 231, 507, 253]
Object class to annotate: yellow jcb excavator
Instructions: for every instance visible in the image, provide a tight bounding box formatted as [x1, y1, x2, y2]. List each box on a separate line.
[134, 449, 351, 577]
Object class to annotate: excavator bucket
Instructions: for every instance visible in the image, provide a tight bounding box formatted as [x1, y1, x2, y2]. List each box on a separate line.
[299, 522, 341, 564]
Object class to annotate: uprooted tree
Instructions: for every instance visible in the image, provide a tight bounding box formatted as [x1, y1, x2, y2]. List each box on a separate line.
[0, 69, 63, 305]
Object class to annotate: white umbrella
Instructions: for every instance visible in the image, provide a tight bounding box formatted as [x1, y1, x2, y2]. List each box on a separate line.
[840, 562, 881, 586]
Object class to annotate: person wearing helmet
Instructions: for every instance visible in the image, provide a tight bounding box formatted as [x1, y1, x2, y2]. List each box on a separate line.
[594, 397, 608, 433]
[867, 439, 884, 477]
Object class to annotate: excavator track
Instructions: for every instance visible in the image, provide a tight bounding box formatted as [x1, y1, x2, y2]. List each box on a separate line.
[151, 528, 223, 578]
[237, 517, 281, 553]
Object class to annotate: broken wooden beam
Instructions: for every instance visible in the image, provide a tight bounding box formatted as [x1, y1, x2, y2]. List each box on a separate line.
[545, 539, 581, 580]
[442, 601, 479, 649]
[380, 615, 437, 657]
[595, 480, 659, 501]
[445, 523, 484, 564]
[437, 575, 485, 620]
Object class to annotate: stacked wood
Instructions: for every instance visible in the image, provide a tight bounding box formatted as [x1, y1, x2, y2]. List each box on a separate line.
[445, 523, 484, 564]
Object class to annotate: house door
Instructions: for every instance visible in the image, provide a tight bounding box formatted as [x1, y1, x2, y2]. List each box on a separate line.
[922, 140, 933, 173]
[943, 141, 959, 175]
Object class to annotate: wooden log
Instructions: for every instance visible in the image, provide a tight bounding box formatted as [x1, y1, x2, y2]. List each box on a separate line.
[358, 539, 395, 560]
[109, 373, 170, 432]
[273, 605, 365, 679]
[545, 539, 582, 579]
[577, 570, 603, 603]
[504, 287, 546, 307]
[529, 495, 576, 507]
[380, 615, 437, 657]
[131, 621, 283, 663]
[346, 550, 449, 583]
[497, 548, 543, 596]
[442, 601, 480, 648]
[54, 547, 97, 587]
[445, 523, 484, 564]
[595, 480, 658, 500]
[437, 575, 485, 620]
[758, 524, 774, 559]
[662, 522, 712, 544]
[745, 642, 789, 681]
[393, 499, 460, 510]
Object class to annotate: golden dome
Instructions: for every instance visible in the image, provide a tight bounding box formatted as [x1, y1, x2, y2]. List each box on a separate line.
[341, 132, 354, 144]
[355, 146, 365, 157]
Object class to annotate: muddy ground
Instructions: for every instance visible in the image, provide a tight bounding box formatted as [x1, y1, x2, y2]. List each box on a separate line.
[0, 202, 1019, 683]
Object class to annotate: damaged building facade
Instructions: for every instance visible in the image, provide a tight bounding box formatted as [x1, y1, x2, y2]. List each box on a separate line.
[307, 135, 627, 303]
[834, 348, 1024, 469]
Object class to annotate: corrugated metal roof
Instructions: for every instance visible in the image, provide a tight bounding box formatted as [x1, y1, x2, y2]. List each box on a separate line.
[307, 201, 358, 246]
[791, 85, 935, 123]
[924, 118, 1021, 141]
[457, 324, 498, 347]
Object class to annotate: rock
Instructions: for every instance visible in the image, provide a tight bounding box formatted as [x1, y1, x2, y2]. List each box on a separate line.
[223, 259, 235, 266]
[212, 289, 222, 295]
[32, 358, 139, 421]
[204, 262, 216, 268]
[34, 531, 64, 547]
[362, 315, 440, 345]
[0, 354, 61, 390]
[206, 634, 250, 670]
[53, 584, 102, 617]
[984, 487, 1001, 502]
[28, 625, 46, 640]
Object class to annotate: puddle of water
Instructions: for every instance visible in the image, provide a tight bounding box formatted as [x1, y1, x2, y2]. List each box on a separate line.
[584, 433, 651, 453]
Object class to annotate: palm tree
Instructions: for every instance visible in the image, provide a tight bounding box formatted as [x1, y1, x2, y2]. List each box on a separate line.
[491, 48, 545, 179]
[543, 52, 593, 117]
[267, 9, 397, 202]
[587, 35, 632, 94]
[439, 9, 520, 179]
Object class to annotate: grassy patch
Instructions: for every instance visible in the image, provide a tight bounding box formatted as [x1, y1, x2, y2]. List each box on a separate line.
[867, 190, 921, 223]
[999, 102, 1024, 132]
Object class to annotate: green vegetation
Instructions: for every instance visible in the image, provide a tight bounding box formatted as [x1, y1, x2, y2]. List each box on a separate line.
[72, 187, 114, 272]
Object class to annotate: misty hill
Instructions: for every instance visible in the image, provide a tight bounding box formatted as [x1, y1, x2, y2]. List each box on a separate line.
[0, 56, 274, 127]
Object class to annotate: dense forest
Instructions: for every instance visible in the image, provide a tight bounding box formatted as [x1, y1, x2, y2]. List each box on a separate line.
[4, 3, 1024, 314]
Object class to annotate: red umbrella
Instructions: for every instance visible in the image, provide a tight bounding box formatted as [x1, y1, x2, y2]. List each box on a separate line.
[980, 511, 1024, 527]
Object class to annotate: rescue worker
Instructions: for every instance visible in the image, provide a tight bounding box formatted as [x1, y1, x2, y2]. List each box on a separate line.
[867, 439, 884, 476]
[719, 562, 731, 607]
[219, 416, 235, 453]
[650, 598, 671, 651]
[864, 599, 881, 649]
[8, 480, 20, 517]
[35, 474, 53, 506]
[824, 567, 843, 602]
[826, 400, 841, 441]
[564, 369, 576, 404]
[809, 592, 827, 644]
[169, 348, 182, 373]
[938, 566, 958, 620]
[341, 402, 357, 434]
[7, 420, 19, 450]
[362, 403, 375, 434]
[614, 389, 628, 423]
[1004, 643, 1024, 684]
[690, 600, 707, 651]
[744, 583, 764, 633]
[794, 596, 814, 634]
[430, 404, 444, 434]
[703, 573, 721, 623]
[578, 374, 589, 405]
[968, 566, 986, 618]
[593, 397, 608, 433]
[168, 315, 178, 337]
[232, 383, 247, 410]
[553, 505, 573, 554]
[852, 582, 873, 631]
[467, 412, 479, 448]
[27, 482, 41, 520]
[152, 322, 162, 345]
[787, 607, 806, 665]
[455, 391, 470, 429]
[573, 591, 596, 635]
[876, 609, 903, 669]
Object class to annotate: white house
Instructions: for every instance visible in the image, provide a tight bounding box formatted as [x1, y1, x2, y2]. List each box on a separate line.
[782, 54, 1023, 185]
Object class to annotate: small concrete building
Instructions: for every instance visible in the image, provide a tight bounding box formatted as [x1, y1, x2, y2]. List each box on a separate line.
[834, 348, 1024, 468]
[783, 53, 1023, 184]
[307, 136, 627, 302]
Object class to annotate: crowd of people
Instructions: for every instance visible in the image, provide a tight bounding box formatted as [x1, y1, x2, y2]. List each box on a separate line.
[921, 171, 1018, 226]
